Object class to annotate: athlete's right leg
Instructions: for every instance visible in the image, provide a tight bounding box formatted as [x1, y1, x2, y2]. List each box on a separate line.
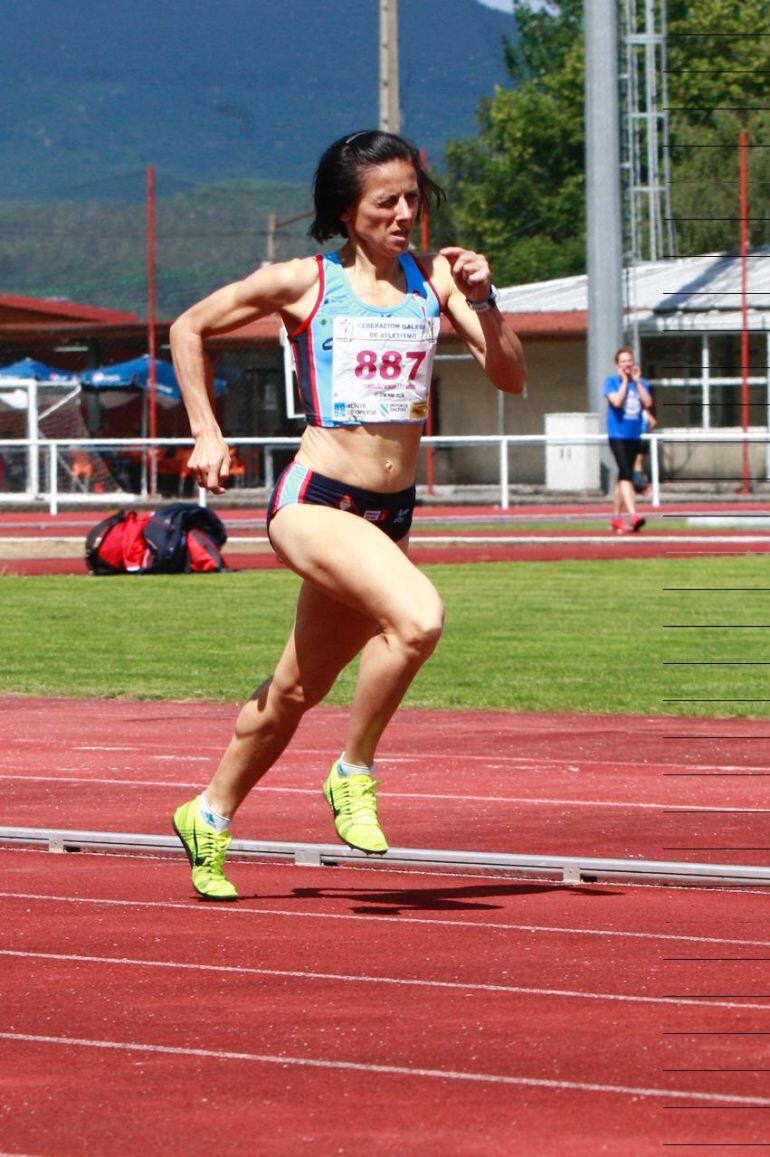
[269, 503, 444, 762]
[268, 503, 443, 854]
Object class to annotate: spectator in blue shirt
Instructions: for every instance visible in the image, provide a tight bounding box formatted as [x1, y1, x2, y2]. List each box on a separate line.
[604, 347, 653, 533]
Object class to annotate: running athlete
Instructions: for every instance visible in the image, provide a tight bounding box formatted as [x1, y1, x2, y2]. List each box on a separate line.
[170, 130, 526, 899]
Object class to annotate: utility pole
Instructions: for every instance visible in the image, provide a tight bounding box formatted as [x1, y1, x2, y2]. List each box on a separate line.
[379, 0, 400, 133]
[265, 212, 277, 265]
[584, 0, 624, 425]
[262, 208, 313, 268]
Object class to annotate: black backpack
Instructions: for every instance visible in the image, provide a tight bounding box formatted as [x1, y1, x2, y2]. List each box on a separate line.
[142, 504, 228, 574]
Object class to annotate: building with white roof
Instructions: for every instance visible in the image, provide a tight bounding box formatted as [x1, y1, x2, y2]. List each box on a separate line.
[432, 248, 770, 488]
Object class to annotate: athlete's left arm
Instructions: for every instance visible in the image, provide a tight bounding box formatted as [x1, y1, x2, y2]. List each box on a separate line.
[436, 247, 527, 395]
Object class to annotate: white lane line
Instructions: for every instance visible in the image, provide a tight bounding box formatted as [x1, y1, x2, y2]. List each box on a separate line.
[2, 773, 767, 813]
[138, 532, 770, 546]
[7, 737, 770, 767]
[4, 742, 770, 775]
[0, 774, 207, 788]
[2, 1032, 769, 1104]
[3, 949, 769, 1012]
[411, 534, 770, 545]
[3, 891, 770, 948]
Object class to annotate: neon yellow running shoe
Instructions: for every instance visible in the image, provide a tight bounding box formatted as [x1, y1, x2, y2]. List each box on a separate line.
[172, 797, 238, 901]
[322, 762, 388, 855]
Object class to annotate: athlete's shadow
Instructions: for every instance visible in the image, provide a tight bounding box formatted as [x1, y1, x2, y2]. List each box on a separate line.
[282, 880, 617, 915]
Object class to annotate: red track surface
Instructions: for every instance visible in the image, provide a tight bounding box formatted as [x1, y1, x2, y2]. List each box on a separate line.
[3, 697, 770, 1154]
[3, 507, 770, 1150]
[2, 500, 769, 572]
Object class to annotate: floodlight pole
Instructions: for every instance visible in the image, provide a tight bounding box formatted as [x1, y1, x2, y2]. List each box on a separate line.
[584, 0, 624, 467]
[147, 164, 158, 496]
[739, 130, 752, 493]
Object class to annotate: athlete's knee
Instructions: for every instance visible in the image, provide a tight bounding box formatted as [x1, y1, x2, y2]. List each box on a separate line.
[270, 667, 334, 714]
[394, 597, 444, 660]
[233, 673, 320, 737]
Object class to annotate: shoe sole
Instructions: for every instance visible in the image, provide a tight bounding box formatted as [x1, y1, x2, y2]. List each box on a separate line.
[172, 817, 238, 902]
[631, 518, 646, 532]
[323, 783, 388, 857]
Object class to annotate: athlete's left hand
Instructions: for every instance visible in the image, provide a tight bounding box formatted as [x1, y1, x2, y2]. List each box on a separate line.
[440, 246, 492, 303]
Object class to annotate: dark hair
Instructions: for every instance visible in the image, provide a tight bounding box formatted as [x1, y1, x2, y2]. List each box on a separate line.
[309, 130, 446, 243]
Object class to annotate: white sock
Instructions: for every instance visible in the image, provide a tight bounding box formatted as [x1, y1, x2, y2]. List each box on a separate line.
[338, 752, 373, 778]
[198, 792, 231, 831]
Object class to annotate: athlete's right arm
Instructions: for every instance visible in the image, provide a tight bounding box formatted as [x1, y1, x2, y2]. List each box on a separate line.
[170, 258, 318, 493]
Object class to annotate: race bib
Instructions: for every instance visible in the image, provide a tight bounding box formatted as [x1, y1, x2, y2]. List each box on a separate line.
[331, 314, 439, 424]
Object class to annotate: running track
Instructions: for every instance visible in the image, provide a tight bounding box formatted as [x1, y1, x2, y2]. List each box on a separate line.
[3, 698, 770, 1154]
[1, 501, 770, 572]
[3, 503, 769, 1152]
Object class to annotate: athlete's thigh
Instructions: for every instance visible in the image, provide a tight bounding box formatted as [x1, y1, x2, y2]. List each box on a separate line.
[269, 504, 441, 630]
[274, 578, 378, 693]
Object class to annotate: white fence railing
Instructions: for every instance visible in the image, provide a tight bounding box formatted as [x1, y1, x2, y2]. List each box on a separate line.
[1, 430, 769, 515]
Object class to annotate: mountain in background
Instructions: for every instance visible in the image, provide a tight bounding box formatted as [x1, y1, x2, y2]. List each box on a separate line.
[1, 0, 515, 200]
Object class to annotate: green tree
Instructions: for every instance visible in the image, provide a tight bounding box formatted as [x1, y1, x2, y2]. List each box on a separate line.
[666, 0, 769, 123]
[666, 0, 770, 255]
[444, 0, 770, 284]
[671, 111, 770, 256]
[444, 0, 585, 285]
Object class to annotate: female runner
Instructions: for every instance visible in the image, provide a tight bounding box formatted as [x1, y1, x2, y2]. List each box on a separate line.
[171, 130, 526, 899]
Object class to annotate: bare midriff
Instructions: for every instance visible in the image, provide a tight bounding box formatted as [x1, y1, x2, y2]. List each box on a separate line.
[295, 423, 423, 493]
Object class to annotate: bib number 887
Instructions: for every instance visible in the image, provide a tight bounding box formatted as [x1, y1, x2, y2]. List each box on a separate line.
[354, 349, 426, 382]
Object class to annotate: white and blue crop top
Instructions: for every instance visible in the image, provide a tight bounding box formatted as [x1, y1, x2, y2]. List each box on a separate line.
[288, 250, 442, 427]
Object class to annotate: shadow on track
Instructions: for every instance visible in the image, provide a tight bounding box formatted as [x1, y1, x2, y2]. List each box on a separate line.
[253, 880, 620, 915]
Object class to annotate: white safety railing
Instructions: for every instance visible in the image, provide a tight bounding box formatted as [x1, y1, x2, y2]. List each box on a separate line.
[1, 430, 769, 515]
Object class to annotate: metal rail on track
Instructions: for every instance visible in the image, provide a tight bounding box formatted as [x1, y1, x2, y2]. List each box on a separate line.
[1, 826, 769, 886]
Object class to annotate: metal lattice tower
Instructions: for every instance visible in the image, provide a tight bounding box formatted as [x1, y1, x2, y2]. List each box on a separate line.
[620, 0, 676, 264]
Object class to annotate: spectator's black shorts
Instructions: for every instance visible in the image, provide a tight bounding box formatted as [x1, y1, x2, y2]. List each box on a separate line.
[609, 438, 643, 482]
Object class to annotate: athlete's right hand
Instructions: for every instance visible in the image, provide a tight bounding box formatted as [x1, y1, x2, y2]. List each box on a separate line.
[187, 431, 230, 495]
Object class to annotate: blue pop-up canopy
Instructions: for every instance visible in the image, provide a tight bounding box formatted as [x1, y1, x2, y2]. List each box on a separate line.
[0, 357, 80, 383]
[0, 358, 80, 410]
[80, 355, 226, 408]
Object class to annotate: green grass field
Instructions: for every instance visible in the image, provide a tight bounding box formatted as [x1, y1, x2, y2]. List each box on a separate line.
[1, 556, 768, 716]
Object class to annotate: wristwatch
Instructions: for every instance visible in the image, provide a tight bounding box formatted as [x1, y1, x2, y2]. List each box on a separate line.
[466, 285, 500, 312]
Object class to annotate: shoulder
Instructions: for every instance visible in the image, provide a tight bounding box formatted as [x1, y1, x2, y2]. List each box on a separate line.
[407, 251, 452, 304]
[243, 255, 320, 301]
[603, 375, 618, 392]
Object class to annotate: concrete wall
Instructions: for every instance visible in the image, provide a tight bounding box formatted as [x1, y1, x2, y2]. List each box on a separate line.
[660, 429, 770, 483]
[431, 337, 588, 485]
